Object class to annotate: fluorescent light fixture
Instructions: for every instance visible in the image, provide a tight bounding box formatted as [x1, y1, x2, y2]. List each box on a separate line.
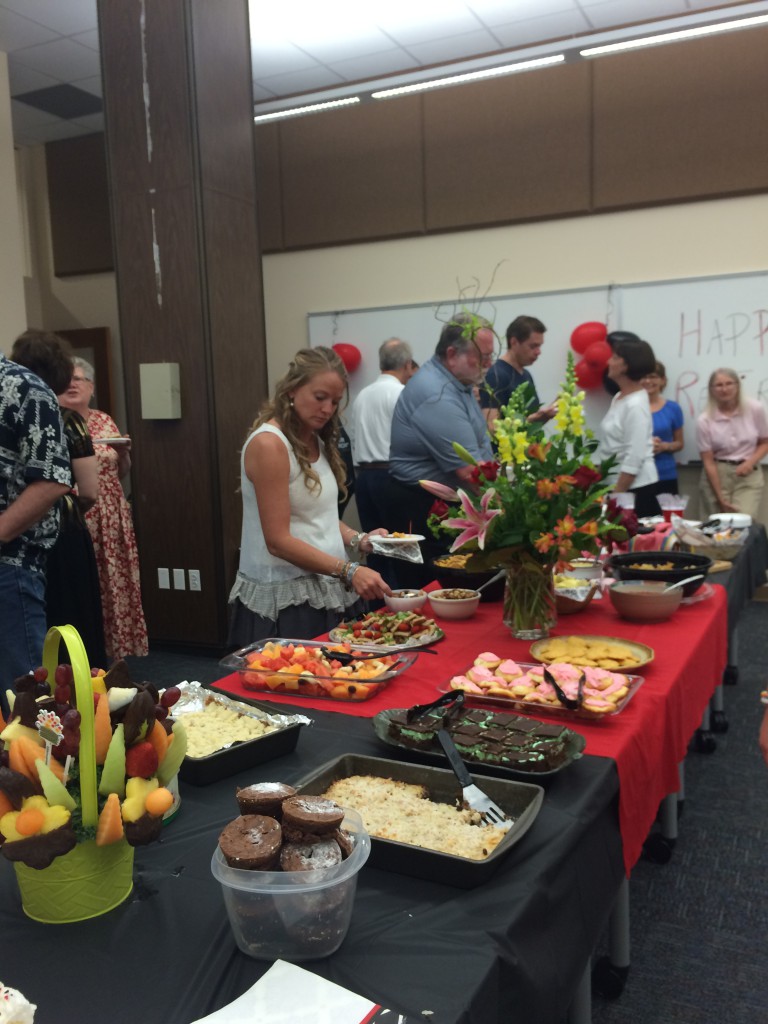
[371, 54, 564, 100]
[254, 96, 360, 123]
[580, 13, 768, 57]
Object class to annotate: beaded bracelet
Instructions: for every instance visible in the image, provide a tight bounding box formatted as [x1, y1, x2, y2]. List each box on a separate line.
[760, 689, 768, 706]
[343, 561, 360, 588]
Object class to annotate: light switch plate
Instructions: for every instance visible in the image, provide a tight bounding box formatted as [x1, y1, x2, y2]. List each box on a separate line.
[173, 568, 186, 590]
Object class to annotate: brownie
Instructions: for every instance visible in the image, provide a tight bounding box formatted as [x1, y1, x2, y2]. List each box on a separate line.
[236, 781, 296, 818]
[218, 814, 282, 869]
[280, 838, 342, 872]
[281, 796, 345, 836]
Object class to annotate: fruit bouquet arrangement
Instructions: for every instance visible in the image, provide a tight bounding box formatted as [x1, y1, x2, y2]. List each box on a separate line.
[0, 626, 188, 922]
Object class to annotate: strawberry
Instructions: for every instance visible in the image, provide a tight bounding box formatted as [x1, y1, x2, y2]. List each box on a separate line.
[125, 741, 159, 779]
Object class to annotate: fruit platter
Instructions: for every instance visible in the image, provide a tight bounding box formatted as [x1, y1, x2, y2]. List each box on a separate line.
[328, 610, 444, 650]
[219, 639, 419, 702]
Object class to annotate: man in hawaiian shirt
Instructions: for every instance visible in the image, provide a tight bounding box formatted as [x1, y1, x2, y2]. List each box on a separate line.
[0, 353, 71, 711]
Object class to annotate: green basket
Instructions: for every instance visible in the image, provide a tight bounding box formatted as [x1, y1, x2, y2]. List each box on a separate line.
[12, 625, 134, 923]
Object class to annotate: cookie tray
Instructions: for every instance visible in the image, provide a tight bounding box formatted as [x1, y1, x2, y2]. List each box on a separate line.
[294, 753, 544, 889]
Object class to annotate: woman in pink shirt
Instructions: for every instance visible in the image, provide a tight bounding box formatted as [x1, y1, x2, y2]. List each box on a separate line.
[696, 368, 768, 520]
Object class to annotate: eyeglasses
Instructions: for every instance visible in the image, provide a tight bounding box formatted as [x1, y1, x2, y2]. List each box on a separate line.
[71, 375, 92, 384]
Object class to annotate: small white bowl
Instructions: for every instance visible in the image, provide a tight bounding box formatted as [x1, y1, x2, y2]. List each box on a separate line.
[383, 589, 427, 612]
[567, 558, 603, 581]
[427, 588, 481, 620]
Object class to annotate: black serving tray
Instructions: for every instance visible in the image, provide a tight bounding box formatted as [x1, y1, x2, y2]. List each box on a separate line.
[372, 707, 585, 780]
[294, 753, 543, 889]
[178, 705, 306, 786]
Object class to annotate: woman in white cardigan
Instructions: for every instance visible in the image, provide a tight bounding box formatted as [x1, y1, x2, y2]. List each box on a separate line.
[599, 338, 659, 518]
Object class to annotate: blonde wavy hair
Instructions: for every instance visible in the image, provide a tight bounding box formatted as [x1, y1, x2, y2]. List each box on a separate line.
[251, 346, 349, 499]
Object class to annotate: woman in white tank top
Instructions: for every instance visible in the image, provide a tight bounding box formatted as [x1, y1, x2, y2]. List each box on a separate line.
[228, 347, 391, 645]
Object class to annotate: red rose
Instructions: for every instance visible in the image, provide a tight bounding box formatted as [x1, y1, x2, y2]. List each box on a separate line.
[572, 465, 602, 489]
[429, 499, 450, 520]
[471, 460, 500, 484]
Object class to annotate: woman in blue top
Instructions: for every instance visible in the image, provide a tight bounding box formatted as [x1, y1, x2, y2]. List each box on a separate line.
[642, 360, 684, 496]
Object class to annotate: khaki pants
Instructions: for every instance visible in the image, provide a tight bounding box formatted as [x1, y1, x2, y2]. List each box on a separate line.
[699, 462, 764, 520]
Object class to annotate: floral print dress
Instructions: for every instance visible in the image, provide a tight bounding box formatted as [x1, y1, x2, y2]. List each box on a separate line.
[85, 409, 148, 659]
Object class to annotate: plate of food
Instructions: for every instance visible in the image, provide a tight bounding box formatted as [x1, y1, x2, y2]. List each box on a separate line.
[372, 702, 586, 774]
[529, 634, 653, 672]
[374, 533, 425, 545]
[329, 609, 444, 650]
[218, 639, 418, 702]
[294, 752, 544, 888]
[93, 435, 130, 446]
[443, 659, 644, 719]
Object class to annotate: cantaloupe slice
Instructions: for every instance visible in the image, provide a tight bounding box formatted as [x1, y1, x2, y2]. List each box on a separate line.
[0, 791, 13, 817]
[146, 719, 169, 764]
[95, 792, 124, 846]
[13, 736, 65, 783]
[93, 692, 112, 765]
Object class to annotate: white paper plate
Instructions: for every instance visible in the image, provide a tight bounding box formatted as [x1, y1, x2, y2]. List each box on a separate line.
[375, 534, 425, 545]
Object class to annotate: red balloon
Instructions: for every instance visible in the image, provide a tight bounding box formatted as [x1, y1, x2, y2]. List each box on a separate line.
[332, 343, 362, 373]
[583, 339, 612, 369]
[570, 322, 607, 355]
[574, 358, 605, 390]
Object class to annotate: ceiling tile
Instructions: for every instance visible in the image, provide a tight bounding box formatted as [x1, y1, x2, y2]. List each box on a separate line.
[467, 1, 581, 25]
[22, 118, 96, 144]
[404, 29, 505, 66]
[0, 6, 58, 50]
[287, 27, 394, 62]
[72, 28, 100, 51]
[7, 59, 60, 95]
[72, 74, 102, 98]
[10, 97, 60, 129]
[0, 0, 97, 37]
[580, 0, 688, 31]
[252, 82, 279, 102]
[255, 65, 347, 95]
[492, 11, 593, 48]
[69, 112, 104, 133]
[250, 41, 320, 77]
[328, 49, 421, 81]
[9, 37, 101, 80]
[14, 82, 102, 118]
[375, 5, 493, 45]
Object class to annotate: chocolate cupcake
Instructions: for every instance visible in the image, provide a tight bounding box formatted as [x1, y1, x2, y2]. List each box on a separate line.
[218, 814, 282, 870]
[279, 838, 342, 872]
[281, 796, 345, 839]
[235, 781, 296, 818]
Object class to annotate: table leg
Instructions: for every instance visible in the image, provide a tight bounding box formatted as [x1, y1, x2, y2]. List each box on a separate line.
[710, 683, 729, 733]
[677, 761, 685, 819]
[642, 792, 677, 863]
[692, 705, 717, 753]
[592, 877, 630, 999]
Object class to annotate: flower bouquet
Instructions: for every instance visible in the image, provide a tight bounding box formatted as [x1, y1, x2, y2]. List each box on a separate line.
[0, 625, 188, 923]
[423, 354, 631, 638]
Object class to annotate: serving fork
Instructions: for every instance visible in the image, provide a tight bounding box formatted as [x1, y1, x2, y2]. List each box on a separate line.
[436, 729, 512, 831]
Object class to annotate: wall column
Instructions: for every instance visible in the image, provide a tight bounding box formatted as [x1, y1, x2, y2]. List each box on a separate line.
[97, 0, 267, 648]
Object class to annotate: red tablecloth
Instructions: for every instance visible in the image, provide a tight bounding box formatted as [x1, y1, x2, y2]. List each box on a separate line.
[212, 585, 728, 873]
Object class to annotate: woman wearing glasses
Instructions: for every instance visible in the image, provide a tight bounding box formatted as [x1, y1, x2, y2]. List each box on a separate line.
[59, 357, 148, 660]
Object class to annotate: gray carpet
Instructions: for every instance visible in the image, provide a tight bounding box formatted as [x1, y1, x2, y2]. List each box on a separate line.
[125, 604, 768, 1022]
[591, 599, 768, 1023]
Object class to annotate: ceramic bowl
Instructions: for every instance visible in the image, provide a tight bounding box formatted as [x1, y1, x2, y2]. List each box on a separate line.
[607, 580, 683, 622]
[427, 588, 481, 620]
[429, 558, 505, 602]
[383, 589, 427, 612]
[567, 558, 604, 581]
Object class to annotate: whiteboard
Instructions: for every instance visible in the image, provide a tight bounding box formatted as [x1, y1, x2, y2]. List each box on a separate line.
[308, 271, 768, 464]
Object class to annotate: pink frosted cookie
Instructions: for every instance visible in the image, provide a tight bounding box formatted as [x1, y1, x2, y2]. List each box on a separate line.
[449, 675, 484, 694]
[496, 659, 523, 681]
[474, 651, 501, 670]
[467, 664, 495, 685]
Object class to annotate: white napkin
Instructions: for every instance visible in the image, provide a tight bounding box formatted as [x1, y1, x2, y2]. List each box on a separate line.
[189, 960, 380, 1024]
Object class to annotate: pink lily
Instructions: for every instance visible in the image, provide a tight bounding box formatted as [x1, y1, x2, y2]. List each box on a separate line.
[419, 479, 459, 502]
[443, 488, 503, 551]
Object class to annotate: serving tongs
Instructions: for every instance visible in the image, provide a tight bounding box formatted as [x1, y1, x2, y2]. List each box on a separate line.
[543, 666, 585, 711]
[405, 689, 465, 722]
[321, 644, 438, 666]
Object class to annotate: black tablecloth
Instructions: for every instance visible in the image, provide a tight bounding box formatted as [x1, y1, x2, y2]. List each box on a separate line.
[708, 524, 768, 652]
[0, 711, 622, 1024]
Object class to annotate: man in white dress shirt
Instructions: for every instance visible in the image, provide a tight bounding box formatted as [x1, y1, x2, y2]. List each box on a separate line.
[349, 338, 415, 584]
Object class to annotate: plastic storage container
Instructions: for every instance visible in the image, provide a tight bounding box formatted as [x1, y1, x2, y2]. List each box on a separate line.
[211, 809, 370, 960]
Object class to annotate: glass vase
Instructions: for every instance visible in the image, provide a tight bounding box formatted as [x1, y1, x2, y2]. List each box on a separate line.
[502, 555, 557, 640]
